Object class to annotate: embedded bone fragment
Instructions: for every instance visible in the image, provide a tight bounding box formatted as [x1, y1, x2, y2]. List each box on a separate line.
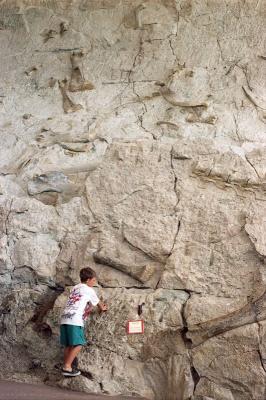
[159, 85, 208, 108]
[69, 51, 94, 92]
[123, 4, 146, 29]
[156, 121, 179, 129]
[40, 29, 57, 43]
[59, 21, 69, 36]
[28, 171, 73, 195]
[58, 79, 83, 113]
[36, 129, 95, 152]
[186, 114, 217, 124]
[242, 86, 266, 111]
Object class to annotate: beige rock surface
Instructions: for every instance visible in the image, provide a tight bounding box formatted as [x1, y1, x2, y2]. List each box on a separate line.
[192, 324, 266, 400]
[0, 1, 266, 399]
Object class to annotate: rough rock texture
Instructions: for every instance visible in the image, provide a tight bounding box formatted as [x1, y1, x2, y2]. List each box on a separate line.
[0, 1, 266, 399]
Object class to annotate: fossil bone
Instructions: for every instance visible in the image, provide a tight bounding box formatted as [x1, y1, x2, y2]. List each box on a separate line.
[69, 51, 94, 92]
[242, 86, 266, 111]
[159, 84, 208, 108]
[58, 79, 83, 113]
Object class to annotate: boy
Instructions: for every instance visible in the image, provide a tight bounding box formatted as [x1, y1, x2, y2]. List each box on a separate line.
[60, 267, 107, 377]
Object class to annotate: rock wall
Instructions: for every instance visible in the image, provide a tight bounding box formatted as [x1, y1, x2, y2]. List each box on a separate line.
[0, 1, 266, 399]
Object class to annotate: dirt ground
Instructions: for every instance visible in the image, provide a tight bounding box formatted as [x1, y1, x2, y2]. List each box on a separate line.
[0, 380, 141, 400]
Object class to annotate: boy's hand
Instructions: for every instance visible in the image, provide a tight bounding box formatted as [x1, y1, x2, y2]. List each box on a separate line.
[98, 302, 108, 312]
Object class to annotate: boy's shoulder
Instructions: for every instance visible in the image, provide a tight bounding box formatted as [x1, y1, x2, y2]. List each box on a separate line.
[75, 283, 97, 294]
[70, 283, 98, 297]
[84, 285, 97, 294]
[71, 283, 82, 291]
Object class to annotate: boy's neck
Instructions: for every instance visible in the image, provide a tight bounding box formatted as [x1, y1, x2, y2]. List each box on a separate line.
[83, 278, 96, 287]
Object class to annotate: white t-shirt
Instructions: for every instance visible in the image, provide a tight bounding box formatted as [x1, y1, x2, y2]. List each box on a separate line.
[61, 283, 99, 327]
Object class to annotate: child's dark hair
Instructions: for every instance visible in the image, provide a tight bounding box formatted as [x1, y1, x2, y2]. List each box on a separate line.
[80, 267, 96, 283]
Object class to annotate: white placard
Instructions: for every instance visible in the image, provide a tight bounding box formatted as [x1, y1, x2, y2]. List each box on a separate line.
[127, 320, 144, 334]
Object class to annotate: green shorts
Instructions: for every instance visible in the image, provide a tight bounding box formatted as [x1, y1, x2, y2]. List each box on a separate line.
[60, 324, 87, 347]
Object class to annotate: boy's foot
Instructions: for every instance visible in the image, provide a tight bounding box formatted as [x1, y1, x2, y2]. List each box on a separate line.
[62, 368, 81, 377]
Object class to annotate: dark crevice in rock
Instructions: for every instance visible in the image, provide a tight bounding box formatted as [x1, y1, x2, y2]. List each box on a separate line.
[128, 33, 144, 82]
[245, 155, 261, 180]
[81, 370, 94, 380]
[190, 366, 200, 394]
[156, 146, 182, 291]
[257, 322, 266, 374]
[155, 155, 182, 286]
[180, 290, 193, 349]
[170, 146, 180, 211]
[4, 198, 13, 236]
[30, 287, 64, 338]
[179, 290, 201, 394]
[169, 219, 181, 256]
[180, 326, 192, 349]
[97, 282, 151, 290]
[35, 48, 82, 53]
[257, 349, 266, 373]
[132, 82, 157, 140]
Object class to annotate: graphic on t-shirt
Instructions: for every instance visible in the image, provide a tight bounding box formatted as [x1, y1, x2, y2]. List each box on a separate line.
[66, 288, 82, 307]
[83, 301, 93, 320]
[61, 311, 75, 320]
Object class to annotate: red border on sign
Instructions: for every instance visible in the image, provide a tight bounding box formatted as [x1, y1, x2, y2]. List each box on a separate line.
[126, 320, 144, 334]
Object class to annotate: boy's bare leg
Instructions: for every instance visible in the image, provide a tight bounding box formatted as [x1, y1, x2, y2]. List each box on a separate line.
[63, 345, 82, 370]
[63, 346, 72, 367]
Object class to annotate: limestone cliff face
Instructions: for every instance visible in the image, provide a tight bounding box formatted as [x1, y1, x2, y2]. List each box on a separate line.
[0, 1, 266, 399]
